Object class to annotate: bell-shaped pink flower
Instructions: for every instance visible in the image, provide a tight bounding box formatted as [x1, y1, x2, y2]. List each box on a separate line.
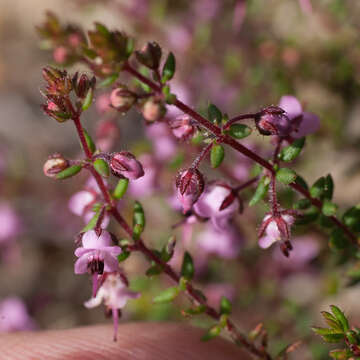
[279, 95, 320, 138]
[84, 272, 140, 341]
[258, 212, 296, 256]
[169, 114, 195, 141]
[0, 203, 21, 244]
[176, 168, 204, 214]
[74, 230, 121, 275]
[110, 152, 144, 180]
[0, 297, 35, 332]
[193, 184, 239, 230]
[196, 223, 242, 259]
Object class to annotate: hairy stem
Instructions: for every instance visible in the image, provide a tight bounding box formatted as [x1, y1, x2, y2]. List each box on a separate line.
[123, 62, 358, 245]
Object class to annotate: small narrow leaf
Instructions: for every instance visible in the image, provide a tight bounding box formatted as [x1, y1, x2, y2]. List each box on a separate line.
[113, 178, 129, 199]
[82, 87, 93, 111]
[227, 124, 252, 139]
[249, 176, 269, 206]
[83, 129, 96, 154]
[98, 73, 119, 88]
[153, 286, 179, 304]
[276, 168, 297, 185]
[279, 137, 305, 162]
[201, 325, 222, 341]
[329, 229, 349, 250]
[210, 144, 225, 168]
[56, 165, 82, 180]
[310, 177, 326, 199]
[161, 52, 176, 83]
[322, 200, 338, 217]
[133, 201, 145, 240]
[324, 174, 334, 200]
[208, 103, 222, 125]
[181, 251, 194, 280]
[93, 159, 110, 178]
[81, 209, 100, 232]
[220, 296, 232, 315]
[330, 305, 350, 332]
[117, 250, 130, 262]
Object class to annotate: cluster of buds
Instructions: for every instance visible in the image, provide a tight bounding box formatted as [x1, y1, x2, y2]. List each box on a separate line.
[169, 114, 196, 141]
[110, 85, 137, 113]
[176, 168, 205, 214]
[135, 41, 162, 70]
[43, 153, 69, 178]
[36, 12, 86, 65]
[109, 152, 144, 180]
[41, 67, 73, 122]
[87, 23, 133, 74]
[258, 211, 297, 256]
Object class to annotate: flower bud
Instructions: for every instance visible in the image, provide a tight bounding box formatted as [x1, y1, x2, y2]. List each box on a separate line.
[110, 152, 144, 180]
[135, 42, 162, 69]
[110, 86, 136, 112]
[53, 46, 68, 64]
[176, 168, 204, 214]
[43, 153, 69, 178]
[142, 97, 166, 122]
[42, 67, 72, 96]
[169, 114, 195, 140]
[255, 106, 293, 137]
[42, 96, 72, 122]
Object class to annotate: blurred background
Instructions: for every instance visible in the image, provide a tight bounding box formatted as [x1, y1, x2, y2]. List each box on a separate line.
[1, 1, 360, 359]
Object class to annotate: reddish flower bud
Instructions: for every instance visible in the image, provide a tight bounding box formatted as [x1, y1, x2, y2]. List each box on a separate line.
[42, 95, 72, 122]
[53, 46, 68, 64]
[110, 152, 144, 180]
[110, 86, 136, 113]
[43, 153, 69, 178]
[135, 42, 162, 69]
[255, 106, 294, 137]
[169, 114, 195, 141]
[176, 168, 204, 214]
[42, 67, 72, 96]
[142, 97, 166, 122]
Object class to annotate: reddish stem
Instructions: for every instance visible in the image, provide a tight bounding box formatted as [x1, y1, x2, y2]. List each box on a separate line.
[191, 142, 213, 169]
[123, 62, 358, 245]
[223, 113, 258, 130]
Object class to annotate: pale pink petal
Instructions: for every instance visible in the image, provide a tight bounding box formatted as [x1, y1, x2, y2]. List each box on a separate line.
[279, 95, 302, 119]
[293, 112, 320, 138]
[259, 235, 277, 249]
[103, 252, 120, 272]
[74, 254, 90, 274]
[68, 191, 95, 216]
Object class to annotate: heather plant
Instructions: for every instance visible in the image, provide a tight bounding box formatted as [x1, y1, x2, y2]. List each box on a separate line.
[3, 1, 360, 359]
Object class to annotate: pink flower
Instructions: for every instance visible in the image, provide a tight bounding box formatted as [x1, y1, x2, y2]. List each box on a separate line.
[110, 152, 144, 180]
[95, 120, 120, 152]
[279, 95, 320, 138]
[53, 46, 68, 64]
[0, 203, 21, 244]
[169, 115, 195, 141]
[193, 184, 239, 230]
[129, 155, 158, 197]
[0, 297, 35, 332]
[74, 230, 121, 275]
[176, 169, 205, 214]
[258, 212, 296, 255]
[84, 272, 140, 341]
[95, 93, 112, 114]
[196, 223, 242, 259]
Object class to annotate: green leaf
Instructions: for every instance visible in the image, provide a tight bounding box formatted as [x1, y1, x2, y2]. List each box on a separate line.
[220, 296, 232, 315]
[279, 137, 305, 162]
[329, 348, 351, 359]
[276, 168, 297, 185]
[293, 198, 311, 210]
[312, 327, 344, 343]
[210, 143, 225, 168]
[82, 129, 96, 154]
[249, 176, 270, 206]
[98, 73, 119, 88]
[329, 229, 349, 250]
[93, 159, 110, 178]
[321, 311, 343, 331]
[56, 165, 82, 180]
[160, 235, 176, 262]
[295, 205, 319, 225]
[117, 250, 130, 262]
[182, 305, 206, 316]
[343, 206, 360, 232]
[95, 22, 110, 37]
[201, 325, 222, 341]
[208, 103, 222, 125]
[330, 305, 350, 332]
[146, 264, 163, 276]
[226, 124, 252, 139]
[161, 52, 176, 83]
[181, 251, 194, 280]
[322, 200, 338, 217]
[295, 175, 309, 190]
[153, 286, 179, 304]
[324, 174, 334, 200]
[82, 87, 93, 111]
[310, 177, 326, 199]
[81, 209, 100, 232]
[113, 178, 129, 199]
[133, 201, 145, 240]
